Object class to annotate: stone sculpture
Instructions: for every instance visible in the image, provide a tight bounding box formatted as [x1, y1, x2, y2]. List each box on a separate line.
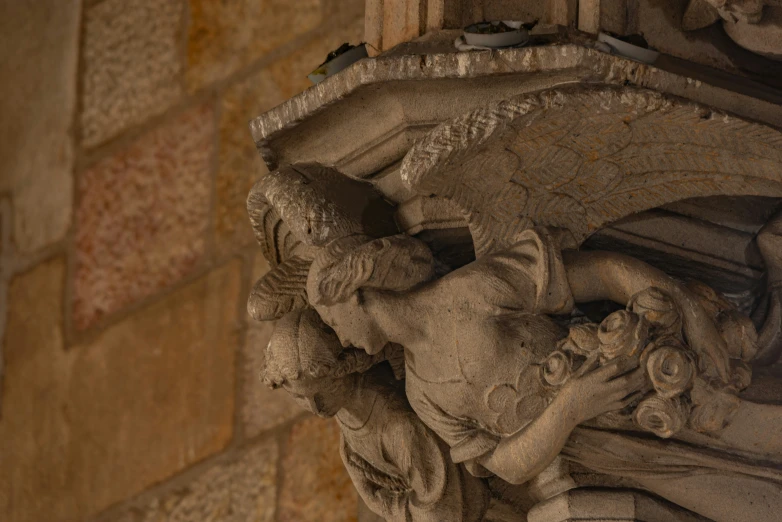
[263, 308, 490, 522]
[247, 84, 782, 522]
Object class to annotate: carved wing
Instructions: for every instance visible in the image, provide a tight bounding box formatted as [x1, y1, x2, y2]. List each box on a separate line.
[246, 163, 400, 320]
[247, 178, 305, 268]
[401, 85, 782, 257]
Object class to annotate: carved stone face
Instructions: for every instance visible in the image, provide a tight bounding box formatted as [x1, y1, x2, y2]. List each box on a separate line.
[314, 294, 389, 355]
[283, 375, 354, 418]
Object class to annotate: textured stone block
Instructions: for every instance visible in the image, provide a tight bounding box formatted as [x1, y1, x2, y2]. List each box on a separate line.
[241, 254, 305, 438]
[0, 0, 78, 253]
[0, 259, 239, 522]
[116, 440, 278, 522]
[279, 417, 358, 522]
[74, 104, 214, 330]
[186, 0, 323, 91]
[81, 0, 183, 148]
[216, 73, 284, 251]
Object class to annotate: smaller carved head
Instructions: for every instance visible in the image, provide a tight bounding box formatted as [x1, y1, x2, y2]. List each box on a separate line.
[262, 308, 384, 417]
[306, 234, 436, 354]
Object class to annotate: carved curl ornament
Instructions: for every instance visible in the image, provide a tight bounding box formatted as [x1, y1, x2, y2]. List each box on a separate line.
[248, 85, 782, 522]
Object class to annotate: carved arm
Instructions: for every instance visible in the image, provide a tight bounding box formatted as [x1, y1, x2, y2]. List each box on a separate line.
[562, 250, 730, 381]
[479, 359, 644, 485]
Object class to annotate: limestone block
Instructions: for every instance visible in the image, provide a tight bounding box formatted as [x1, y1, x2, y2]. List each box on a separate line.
[186, 0, 323, 92]
[0, 0, 79, 254]
[81, 0, 183, 148]
[0, 259, 239, 522]
[74, 104, 214, 330]
[114, 440, 278, 522]
[278, 417, 358, 522]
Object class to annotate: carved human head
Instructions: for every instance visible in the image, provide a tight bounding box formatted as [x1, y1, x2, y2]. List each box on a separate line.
[262, 308, 383, 417]
[306, 234, 436, 354]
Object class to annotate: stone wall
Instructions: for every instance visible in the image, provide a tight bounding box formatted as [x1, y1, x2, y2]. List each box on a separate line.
[0, 1, 365, 521]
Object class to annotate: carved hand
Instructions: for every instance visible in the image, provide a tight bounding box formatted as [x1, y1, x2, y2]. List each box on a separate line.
[557, 357, 646, 426]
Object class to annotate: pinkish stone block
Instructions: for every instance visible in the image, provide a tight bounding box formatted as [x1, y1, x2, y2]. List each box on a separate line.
[74, 104, 214, 330]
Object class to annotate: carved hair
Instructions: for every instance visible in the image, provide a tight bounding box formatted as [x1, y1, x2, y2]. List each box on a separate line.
[262, 308, 385, 389]
[307, 234, 436, 306]
[248, 256, 312, 322]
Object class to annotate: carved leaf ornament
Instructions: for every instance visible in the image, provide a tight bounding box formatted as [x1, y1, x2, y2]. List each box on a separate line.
[401, 85, 782, 258]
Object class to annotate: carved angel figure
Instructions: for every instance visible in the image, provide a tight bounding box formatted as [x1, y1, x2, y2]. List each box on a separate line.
[306, 224, 782, 522]
[263, 308, 490, 522]
[247, 86, 782, 522]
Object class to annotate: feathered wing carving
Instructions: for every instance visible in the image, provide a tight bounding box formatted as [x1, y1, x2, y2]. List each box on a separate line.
[247, 179, 306, 268]
[401, 86, 782, 257]
[248, 255, 312, 321]
[246, 163, 401, 319]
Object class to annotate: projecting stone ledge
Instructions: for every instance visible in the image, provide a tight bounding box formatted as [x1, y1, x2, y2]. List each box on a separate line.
[249, 35, 782, 180]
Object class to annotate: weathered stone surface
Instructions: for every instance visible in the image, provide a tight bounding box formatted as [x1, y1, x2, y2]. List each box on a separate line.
[0, 0, 78, 254]
[115, 440, 278, 522]
[81, 0, 183, 148]
[0, 259, 239, 522]
[279, 417, 358, 522]
[74, 104, 214, 330]
[241, 254, 304, 439]
[186, 0, 323, 91]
